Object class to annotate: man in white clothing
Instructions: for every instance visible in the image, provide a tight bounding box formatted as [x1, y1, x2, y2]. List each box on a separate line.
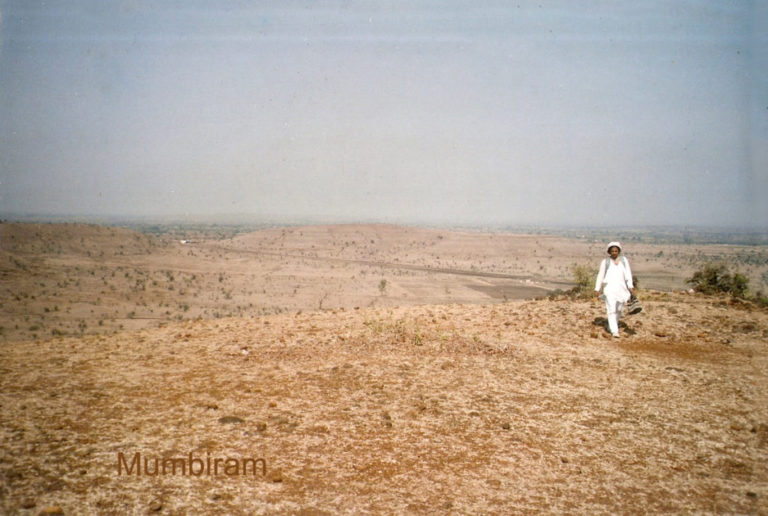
[594, 241, 635, 338]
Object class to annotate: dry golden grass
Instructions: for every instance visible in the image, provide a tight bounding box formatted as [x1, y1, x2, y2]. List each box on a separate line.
[1, 292, 767, 514]
[1, 223, 767, 514]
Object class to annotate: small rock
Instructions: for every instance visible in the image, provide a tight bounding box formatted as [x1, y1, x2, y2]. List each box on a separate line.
[501, 422, 510, 430]
[39, 507, 64, 515]
[21, 499, 36, 509]
[561, 456, 569, 463]
[218, 416, 244, 424]
[746, 491, 757, 499]
[149, 501, 162, 512]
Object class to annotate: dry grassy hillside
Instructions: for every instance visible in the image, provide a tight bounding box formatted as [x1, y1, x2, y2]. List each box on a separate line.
[1, 291, 766, 514]
[0, 223, 158, 256]
[2, 222, 768, 513]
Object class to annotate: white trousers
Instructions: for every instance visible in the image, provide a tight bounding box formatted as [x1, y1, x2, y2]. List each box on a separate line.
[605, 297, 625, 335]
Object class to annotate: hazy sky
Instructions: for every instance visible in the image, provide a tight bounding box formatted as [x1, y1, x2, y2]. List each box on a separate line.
[1, 1, 766, 228]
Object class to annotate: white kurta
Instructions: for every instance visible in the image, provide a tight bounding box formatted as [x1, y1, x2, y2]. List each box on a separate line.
[595, 256, 634, 336]
[594, 257, 634, 303]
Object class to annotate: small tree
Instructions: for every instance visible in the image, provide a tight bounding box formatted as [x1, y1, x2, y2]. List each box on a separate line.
[571, 264, 593, 297]
[378, 279, 388, 296]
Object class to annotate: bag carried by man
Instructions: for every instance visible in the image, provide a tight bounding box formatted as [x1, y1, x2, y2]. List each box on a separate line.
[626, 294, 642, 315]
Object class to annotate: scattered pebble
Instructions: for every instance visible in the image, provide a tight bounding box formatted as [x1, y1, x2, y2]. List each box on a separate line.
[218, 416, 244, 424]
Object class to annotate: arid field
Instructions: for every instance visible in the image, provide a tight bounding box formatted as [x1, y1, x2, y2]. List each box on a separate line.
[2, 222, 767, 344]
[1, 222, 767, 514]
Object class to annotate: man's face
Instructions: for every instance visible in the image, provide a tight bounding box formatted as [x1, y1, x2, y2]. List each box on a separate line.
[609, 246, 620, 259]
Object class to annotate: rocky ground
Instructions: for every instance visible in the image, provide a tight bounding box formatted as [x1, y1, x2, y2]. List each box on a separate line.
[1, 289, 766, 514]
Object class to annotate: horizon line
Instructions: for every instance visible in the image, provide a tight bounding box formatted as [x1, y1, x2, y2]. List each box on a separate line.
[1, 212, 767, 234]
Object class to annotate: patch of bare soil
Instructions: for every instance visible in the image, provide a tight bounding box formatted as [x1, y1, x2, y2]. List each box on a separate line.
[1, 292, 767, 514]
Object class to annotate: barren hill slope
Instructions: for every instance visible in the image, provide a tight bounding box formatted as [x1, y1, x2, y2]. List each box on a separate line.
[0, 222, 159, 257]
[1, 292, 766, 514]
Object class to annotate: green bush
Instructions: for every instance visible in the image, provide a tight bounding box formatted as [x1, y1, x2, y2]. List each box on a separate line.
[567, 264, 595, 298]
[571, 264, 593, 290]
[686, 263, 749, 298]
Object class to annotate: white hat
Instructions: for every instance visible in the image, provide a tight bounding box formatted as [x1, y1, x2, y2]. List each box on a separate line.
[606, 241, 622, 252]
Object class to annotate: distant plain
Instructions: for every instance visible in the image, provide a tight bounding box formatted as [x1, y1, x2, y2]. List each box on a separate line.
[2, 222, 767, 342]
